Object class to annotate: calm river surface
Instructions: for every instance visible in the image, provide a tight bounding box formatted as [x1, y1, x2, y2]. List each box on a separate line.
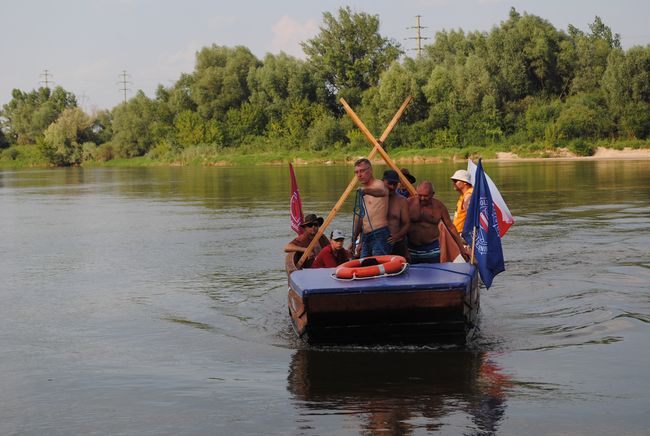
[1, 160, 649, 435]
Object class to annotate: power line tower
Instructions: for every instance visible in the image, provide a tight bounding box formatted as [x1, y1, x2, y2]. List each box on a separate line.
[117, 70, 132, 103]
[406, 15, 429, 58]
[40, 69, 53, 89]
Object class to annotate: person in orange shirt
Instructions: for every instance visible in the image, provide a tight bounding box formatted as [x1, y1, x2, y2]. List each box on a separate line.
[450, 169, 474, 233]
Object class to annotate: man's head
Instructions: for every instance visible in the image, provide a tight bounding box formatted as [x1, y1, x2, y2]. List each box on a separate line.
[354, 158, 373, 184]
[330, 229, 345, 250]
[382, 169, 400, 192]
[301, 213, 323, 234]
[417, 181, 435, 204]
[451, 169, 472, 193]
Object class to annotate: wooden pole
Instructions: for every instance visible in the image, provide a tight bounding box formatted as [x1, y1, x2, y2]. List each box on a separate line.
[340, 98, 417, 197]
[470, 226, 477, 265]
[296, 96, 413, 268]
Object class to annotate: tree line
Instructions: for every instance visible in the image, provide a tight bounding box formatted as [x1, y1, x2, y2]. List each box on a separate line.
[1, 7, 649, 166]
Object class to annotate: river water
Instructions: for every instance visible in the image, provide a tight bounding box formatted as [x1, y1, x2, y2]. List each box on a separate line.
[1, 160, 649, 435]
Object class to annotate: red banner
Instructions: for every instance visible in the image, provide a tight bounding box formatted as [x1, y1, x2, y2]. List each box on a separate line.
[289, 163, 304, 234]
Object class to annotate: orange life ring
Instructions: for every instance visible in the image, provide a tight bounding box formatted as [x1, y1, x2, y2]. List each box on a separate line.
[334, 255, 407, 280]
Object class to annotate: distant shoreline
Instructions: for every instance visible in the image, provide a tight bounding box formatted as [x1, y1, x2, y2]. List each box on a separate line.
[2, 145, 650, 169]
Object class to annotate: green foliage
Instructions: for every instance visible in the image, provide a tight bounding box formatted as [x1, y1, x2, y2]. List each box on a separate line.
[307, 115, 346, 150]
[41, 107, 94, 166]
[555, 93, 613, 140]
[567, 139, 595, 156]
[1, 9, 646, 163]
[173, 110, 224, 147]
[111, 91, 166, 157]
[301, 6, 402, 108]
[1, 86, 77, 145]
[191, 45, 260, 120]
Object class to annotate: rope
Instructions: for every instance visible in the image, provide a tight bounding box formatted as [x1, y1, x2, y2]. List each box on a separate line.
[351, 189, 375, 257]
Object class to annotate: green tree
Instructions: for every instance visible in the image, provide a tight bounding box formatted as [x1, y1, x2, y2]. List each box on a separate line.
[41, 107, 94, 166]
[111, 91, 165, 157]
[190, 45, 260, 120]
[301, 6, 402, 108]
[1, 86, 77, 145]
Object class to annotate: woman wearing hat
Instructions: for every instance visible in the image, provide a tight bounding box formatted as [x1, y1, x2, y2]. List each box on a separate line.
[284, 213, 329, 267]
[450, 169, 473, 232]
[312, 229, 350, 268]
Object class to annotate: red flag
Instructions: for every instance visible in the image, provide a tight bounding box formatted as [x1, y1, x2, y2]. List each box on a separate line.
[289, 163, 304, 234]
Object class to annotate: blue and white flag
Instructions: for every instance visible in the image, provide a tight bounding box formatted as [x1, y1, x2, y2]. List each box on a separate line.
[462, 159, 505, 288]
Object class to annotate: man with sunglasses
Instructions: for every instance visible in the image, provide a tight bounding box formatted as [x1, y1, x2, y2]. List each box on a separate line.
[351, 158, 391, 257]
[382, 170, 410, 259]
[284, 213, 329, 267]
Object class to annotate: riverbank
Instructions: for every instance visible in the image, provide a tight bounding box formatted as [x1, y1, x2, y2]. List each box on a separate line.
[2, 142, 649, 169]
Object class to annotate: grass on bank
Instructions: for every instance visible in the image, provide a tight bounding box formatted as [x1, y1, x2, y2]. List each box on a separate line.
[2, 139, 650, 169]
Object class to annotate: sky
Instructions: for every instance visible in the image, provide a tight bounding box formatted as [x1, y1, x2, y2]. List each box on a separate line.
[2, 0, 649, 111]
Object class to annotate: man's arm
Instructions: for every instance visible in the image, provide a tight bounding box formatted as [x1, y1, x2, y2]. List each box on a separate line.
[408, 196, 420, 222]
[440, 202, 470, 256]
[360, 179, 387, 197]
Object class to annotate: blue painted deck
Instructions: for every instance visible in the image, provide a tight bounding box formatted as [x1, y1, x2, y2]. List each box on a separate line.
[289, 262, 476, 297]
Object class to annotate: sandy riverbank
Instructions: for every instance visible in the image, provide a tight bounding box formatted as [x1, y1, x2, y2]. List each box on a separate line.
[493, 147, 650, 161]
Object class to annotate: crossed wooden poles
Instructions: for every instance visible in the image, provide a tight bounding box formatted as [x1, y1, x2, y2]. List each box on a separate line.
[296, 96, 417, 268]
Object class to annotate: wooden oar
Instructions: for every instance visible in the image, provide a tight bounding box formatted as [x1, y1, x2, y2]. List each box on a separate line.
[343, 98, 471, 259]
[340, 98, 417, 197]
[296, 96, 413, 268]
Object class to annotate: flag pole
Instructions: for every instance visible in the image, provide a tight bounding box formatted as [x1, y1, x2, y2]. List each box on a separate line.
[470, 226, 477, 265]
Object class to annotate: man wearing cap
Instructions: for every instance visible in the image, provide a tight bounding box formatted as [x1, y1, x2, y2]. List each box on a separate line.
[352, 158, 391, 257]
[284, 213, 329, 267]
[407, 181, 468, 263]
[382, 170, 410, 259]
[396, 168, 416, 198]
[450, 169, 474, 233]
[312, 229, 350, 268]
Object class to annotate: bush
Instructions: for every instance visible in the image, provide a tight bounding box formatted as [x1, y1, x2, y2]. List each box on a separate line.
[568, 139, 595, 156]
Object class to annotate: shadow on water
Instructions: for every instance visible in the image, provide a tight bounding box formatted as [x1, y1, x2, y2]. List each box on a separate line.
[287, 349, 511, 434]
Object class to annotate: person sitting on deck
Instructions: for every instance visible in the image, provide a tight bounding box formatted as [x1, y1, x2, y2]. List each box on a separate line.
[407, 181, 468, 264]
[312, 229, 350, 268]
[284, 213, 329, 267]
[450, 169, 474, 233]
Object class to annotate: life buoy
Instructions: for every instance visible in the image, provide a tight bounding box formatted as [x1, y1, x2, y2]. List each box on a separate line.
[334, 255, 407, 280]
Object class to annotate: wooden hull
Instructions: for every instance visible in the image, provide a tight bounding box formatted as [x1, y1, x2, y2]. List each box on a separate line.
[286, 253, 480, 345]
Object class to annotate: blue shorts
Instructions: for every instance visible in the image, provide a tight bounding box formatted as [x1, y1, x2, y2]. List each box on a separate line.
[361, 226, 392, 258]
[408, 240, 440, 264]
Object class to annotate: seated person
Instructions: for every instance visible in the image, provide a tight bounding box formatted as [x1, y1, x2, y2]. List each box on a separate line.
[312, 229, 350, 268]
[284, 213, 328, 267]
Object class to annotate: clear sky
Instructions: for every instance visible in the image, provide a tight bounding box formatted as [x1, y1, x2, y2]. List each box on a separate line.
[2, 0, 648, 111]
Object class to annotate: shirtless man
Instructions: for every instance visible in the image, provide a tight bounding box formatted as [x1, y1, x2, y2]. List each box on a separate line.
[352, 158, 390, 257]
[407, 181, 468, 263]
[382, 170, 410, 259]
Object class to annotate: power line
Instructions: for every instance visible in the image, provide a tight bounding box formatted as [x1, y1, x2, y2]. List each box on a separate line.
[406, 15, 430, 58]
[40, 69, 53, 89]
[117, 70, 132, 103]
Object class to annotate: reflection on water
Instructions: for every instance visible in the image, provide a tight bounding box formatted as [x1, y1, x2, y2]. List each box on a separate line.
[1, 160, 649, 434]
[287, 349, 510, 434]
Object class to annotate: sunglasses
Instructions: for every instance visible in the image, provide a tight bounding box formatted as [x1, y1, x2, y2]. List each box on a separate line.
[304, 223, 319, 228]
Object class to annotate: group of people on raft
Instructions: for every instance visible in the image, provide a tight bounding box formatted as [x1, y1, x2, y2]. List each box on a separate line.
[284, 158, 475, 269]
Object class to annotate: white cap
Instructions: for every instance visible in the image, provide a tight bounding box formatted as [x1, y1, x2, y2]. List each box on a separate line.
[331, 229, 346, 240]
[451, 169, 472, 185]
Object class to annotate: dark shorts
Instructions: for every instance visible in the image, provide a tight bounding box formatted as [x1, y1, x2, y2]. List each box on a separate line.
[361, 226, 392, 258]
[391, 239, 409, 260]
[408, 239, 440, 264]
